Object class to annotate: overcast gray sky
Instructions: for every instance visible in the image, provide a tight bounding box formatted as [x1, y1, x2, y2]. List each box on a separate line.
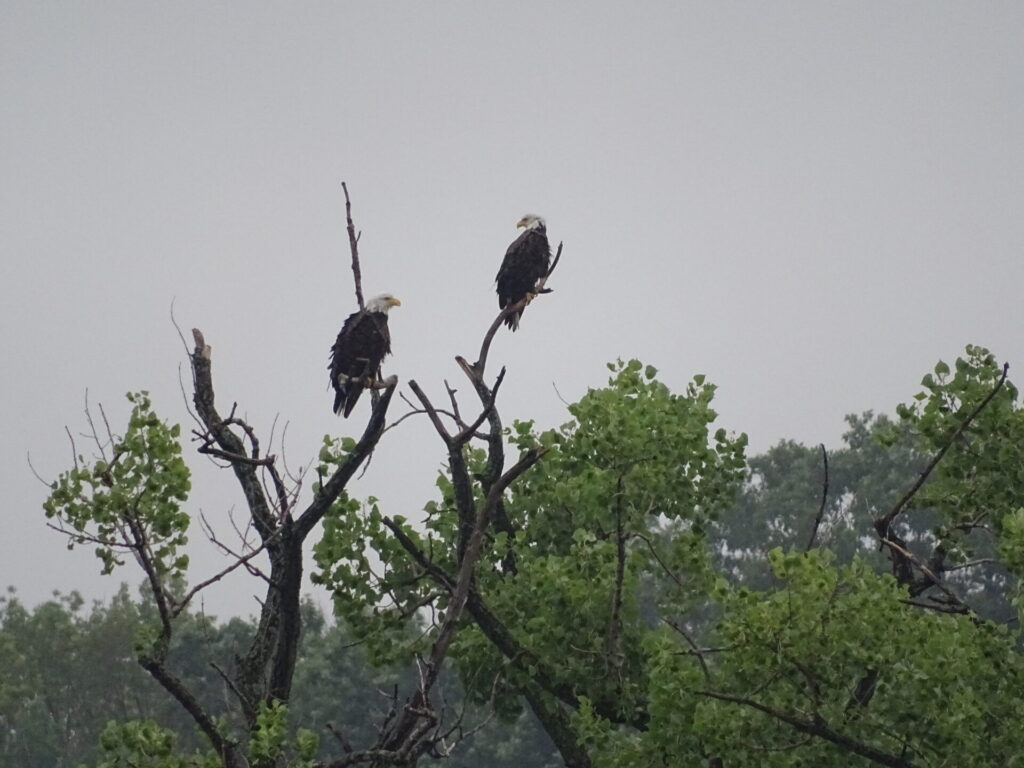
[3, 3, 1022, 617]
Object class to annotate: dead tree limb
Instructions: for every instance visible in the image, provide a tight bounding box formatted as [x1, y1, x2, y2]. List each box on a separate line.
[875, 362, 1008, 538]
[805, 444, 829, 552]
[342, 181, 365, 311]
[294, 376, 397, 540]
[190, 327, 396, 725]
[873, 362, 1008, 605]
[471, 241, 563, 374]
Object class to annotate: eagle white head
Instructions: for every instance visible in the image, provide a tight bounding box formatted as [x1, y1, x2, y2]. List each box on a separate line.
[516, 214, 546, 231]
[365, 294, 402, 313]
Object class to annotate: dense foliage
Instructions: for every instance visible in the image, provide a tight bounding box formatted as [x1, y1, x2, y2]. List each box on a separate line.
[0, 589, 556, 768]
[28, 344, 1024, 767]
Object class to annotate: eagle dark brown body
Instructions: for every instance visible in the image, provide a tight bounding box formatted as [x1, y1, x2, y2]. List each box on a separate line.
[329, 295, 399, 417]
[496, 216, 551, 331]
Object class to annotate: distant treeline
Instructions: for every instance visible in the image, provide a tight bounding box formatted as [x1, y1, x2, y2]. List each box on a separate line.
[0, 586, 559, 768]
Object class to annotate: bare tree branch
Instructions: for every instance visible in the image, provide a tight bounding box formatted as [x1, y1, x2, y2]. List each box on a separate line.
[140, 658, 244, 766]
[940, 558, 998, 573]
[342, 181, 365, 311]
[406, 380, 453, 445]
[83, 390, 111, 461]
[210, 661, 253, 713]
[293, 376, 398, 541]
[521, 683, 592, 768]
[636, 531, 685, 590]
[173, 534, 276, 616]
[875, 362, 1009, 538]
[190, 329, 278, 542]
[805, 444, 829, 552]
[64, 425, 79, 471]
[453, 367, 506, 446]
[663, 618, 711, 684]
[471, 241, 563, 375]
[880, 538, 971, 613]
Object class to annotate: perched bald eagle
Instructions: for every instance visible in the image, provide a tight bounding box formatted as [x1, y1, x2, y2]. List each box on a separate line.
[496, 214, 551, 330]
[328, 294, 401, 417]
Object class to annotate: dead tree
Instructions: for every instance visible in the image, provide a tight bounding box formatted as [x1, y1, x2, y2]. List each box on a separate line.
[160, 186, 397, 765]
[46, 187, 570, 766]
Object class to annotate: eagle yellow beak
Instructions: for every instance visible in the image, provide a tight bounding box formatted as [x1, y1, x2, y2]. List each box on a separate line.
[388, 297, 402, 307]
[516, 217, 528, 228]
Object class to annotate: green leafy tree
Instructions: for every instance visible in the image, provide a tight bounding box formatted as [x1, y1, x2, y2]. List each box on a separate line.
[573, 346, 1024, 767]
[314, 345, 1024, 767]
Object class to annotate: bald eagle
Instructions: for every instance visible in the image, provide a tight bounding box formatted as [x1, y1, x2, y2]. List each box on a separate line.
[496, 214, 551, 330]
[328, 294, 401, 417]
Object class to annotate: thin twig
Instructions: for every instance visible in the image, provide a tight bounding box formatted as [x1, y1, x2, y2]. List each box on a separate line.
[64, 426, 79, 470]
[453, 367, 506, 445]
[342, 182, 365, 311]
[27, 453, 52, 487]
[83, 391, 109, 461]
[941, 558, 997, 573]
[383, 406, 475, 436]
[546, 240, 563, 278]
[663, 619, 711, 683]
[636, 532, 685, 590]
[98, 402, 116, 454]
[199, 512, 272, 584]
[444, 380, 468, 429]
[407, 380, 453, 444]
[45, 521, 120, 548]
[174, 535, 276, 616]
[169, 297, 192, 357]
[210, 661, 252, 712]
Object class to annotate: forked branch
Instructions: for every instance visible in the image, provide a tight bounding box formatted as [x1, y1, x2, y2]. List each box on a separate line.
[874, 361, 1008, 603]
[190, 329, 278, 541]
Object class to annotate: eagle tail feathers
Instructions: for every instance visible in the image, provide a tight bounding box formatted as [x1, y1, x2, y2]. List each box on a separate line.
[333, 387, 347, 416]
[343, 395, 359, 418]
